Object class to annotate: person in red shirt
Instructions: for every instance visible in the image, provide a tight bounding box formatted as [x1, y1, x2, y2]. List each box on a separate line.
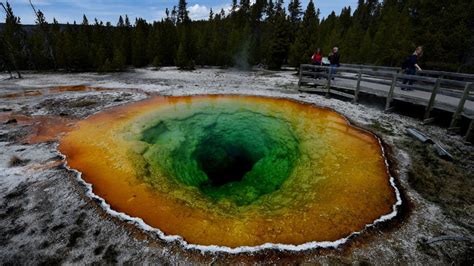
[311, 48, 323, 65]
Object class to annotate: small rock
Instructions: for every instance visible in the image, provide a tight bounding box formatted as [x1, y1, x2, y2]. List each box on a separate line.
[8, 155, 30, 167]
[5, 118, 17, 124]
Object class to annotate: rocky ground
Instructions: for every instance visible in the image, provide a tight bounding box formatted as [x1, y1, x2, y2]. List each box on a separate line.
[0, 67, 472, 264]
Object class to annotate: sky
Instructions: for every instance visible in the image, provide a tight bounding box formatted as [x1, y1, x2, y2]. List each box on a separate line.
[2, 0, 358, 25]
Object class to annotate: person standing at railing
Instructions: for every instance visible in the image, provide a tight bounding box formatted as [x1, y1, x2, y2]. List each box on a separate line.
[328, 47, 340, 80]
[311, 48, 323, 65]
[402, 46, 423, 90]
[311, 48, 324, 79]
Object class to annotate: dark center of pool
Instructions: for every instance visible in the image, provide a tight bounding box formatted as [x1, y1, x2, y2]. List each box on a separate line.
[139, 110, 300, 206]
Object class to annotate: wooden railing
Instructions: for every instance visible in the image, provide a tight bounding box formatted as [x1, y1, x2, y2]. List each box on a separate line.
[298, 64, 474, 142]
[342, 63, 474, 83]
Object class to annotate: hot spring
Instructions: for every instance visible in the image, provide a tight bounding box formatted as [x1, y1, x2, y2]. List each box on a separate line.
[59, 95, 400, 249]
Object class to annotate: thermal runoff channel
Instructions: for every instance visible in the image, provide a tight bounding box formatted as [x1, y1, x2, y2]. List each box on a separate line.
[59, 95, 399, 248]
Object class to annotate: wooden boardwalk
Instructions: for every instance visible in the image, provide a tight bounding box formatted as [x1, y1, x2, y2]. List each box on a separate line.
[298, 64, 474, 142]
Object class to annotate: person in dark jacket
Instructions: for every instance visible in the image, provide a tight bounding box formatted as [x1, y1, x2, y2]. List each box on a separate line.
[328, 47, 340, 80]
[402, 46, 423, 90]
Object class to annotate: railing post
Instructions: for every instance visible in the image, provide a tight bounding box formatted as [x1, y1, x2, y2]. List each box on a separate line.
[465, 119, 473, 143]
[298, 64, 303, 87]
[385, 74, 397, 111]
[449, 82, 471, 129]
[326, 67, 332, 98]
[353, 70, 362, 104]
[423, 78, 441, 122]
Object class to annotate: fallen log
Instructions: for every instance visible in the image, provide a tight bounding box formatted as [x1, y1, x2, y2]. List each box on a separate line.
[406, 128, 433, 144]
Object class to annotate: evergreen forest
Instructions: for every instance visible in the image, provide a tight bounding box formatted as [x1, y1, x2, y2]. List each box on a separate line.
[1, 0, 473, 76]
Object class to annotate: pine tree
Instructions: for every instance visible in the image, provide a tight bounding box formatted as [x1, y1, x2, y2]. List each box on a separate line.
[82, 14, 89, 26]
[275, 0, 284, 13]
[112, 48, 126, 71]
[359, 29, 373, 63]
[319, 11, 339, 54]
[209, 8, 214, 21]
[209, 13, 230, 66]
[341, 20, 364, 63]
[91, 18, 110, 70]
[125, 15, 131, 27]
[160, 18, 179, 66]
[114, 15, 132, 66]
[266, 6, 290, 70]
[29, 23, 50, 70]
[29, 0, 57, 69]
[176, 0, 195, 69]
[148, 22, 160, 67]
[339, 6, 352, 35]
[411, 0, 474, 71]
[324, 20, 343, 57]
[0, 2, 25, 78]
[287, 0, 302, 46]
[131, 18, 149, 67]
[288, 0, 302, 24]
[56, 23, 66, 70]
[247, 0, 266, 65]
[0, 35, 14, 78]
[117, 15, 124, 27]
[288, 0, 319, 67]
[231, 0, 238, 13]
[177, 0, 190, 24]
[176, 34, 195, 70]
[266, 0, 275, 19]
[371, 0, 412, 66]
[240, 0, 250, 12]
[51, 18, 65, 69]
[74, 15, 91, 70]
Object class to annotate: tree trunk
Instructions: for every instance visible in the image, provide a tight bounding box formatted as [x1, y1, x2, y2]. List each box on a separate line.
[29, 0, 57, 70]
[15, 69, 22, 79]
[0, 3, 23, 78]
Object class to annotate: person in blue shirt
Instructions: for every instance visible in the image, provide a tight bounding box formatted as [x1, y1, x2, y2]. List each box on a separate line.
[402, 46, 423, 90]
[328, 47, 340, 80]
